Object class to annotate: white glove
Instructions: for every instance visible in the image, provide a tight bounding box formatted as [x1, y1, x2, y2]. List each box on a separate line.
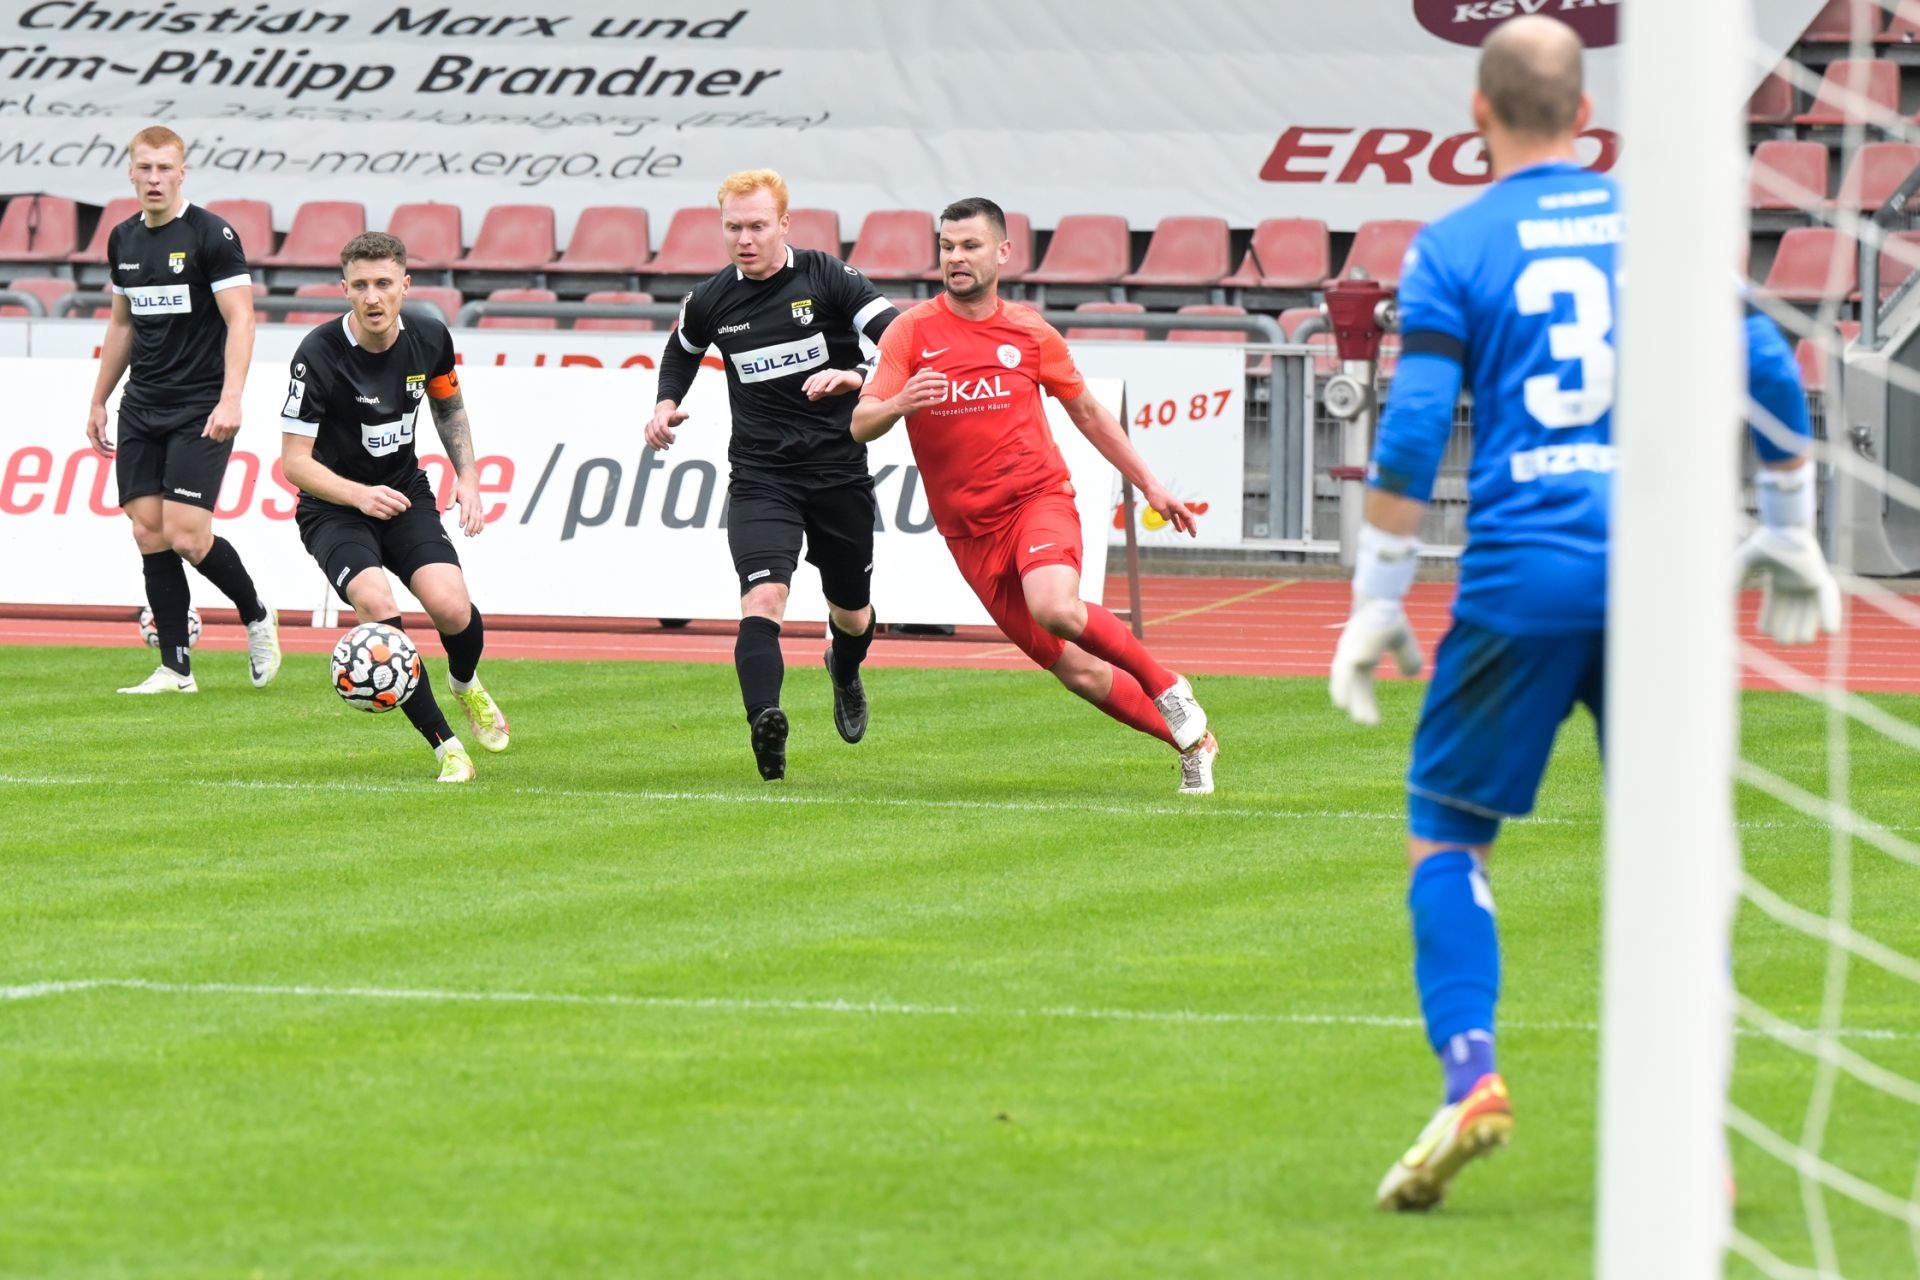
[1735, 526, 1841, 646]
[1736, 465, 1841, 647]
[1330, 596, 1424, 727]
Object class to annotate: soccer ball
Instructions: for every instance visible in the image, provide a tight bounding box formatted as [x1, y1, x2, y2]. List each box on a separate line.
[137, 605, 201, 649]
[330, 622, 422, 713]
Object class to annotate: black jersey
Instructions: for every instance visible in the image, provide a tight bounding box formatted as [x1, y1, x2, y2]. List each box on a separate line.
[657, 246, 896, 482]
[106, 202, 251, 410]
[281, 313, 458, 501]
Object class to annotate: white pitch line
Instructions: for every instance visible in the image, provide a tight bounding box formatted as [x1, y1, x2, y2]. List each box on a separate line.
[0, 978, 1911, 1043]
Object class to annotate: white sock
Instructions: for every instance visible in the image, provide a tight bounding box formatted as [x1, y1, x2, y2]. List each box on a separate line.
[434, 736, 465, 760]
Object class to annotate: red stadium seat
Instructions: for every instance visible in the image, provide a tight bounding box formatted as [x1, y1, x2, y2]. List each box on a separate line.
[547, 206, 650, 274]
[1882, 0, 1920, 42]
[847, 209, 936, 283]
[785, 208, 842, 256]
[1794, 321, 1861, 392]
[69, 198, 141, 265]
[1336, 219, 1423, 286]
[403, 285, 466, 325]
[477, 286, 557, 329]
[1761, 227, 1858, 301]
[1279, 306, 1323, 338]
[1834, 141, 1920, 210]
[1024, 215, 1131, 288]
[1859, 228, 1920, 299]
[646, 207, 729, 277]
[574, 289, 656, 331]
[205, 199, 273, 261]
[458, 204, 555, 271]
[1169, 303, 1271, 373]
[1065, 300, 1147, 342]
[1793, 58, 1899, 126]
[385, 203, 463, 269]
[1749, 139, 1830, 210]
[0, 274, 74, 317]
[1224, 219, 1332, 289]
[1120, 216, 1231, 288]
[1803, 0, 1882, 41]
[1747, 68, 1799, 126]
[285, 282, 347, 326]
[0, 195, 79, 266]
[260, 201, 366, 268]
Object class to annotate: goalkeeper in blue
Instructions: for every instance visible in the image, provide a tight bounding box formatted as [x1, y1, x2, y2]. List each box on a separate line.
[1330, 15, 1841, 1213]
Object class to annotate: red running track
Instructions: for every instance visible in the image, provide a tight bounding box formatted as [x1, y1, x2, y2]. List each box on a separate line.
[0, 577, 1908, 694]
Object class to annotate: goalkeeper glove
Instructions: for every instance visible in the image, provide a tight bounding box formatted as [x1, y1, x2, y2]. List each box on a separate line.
[1330, 524, 1424, 726]
[1734, 464, 1841, 647]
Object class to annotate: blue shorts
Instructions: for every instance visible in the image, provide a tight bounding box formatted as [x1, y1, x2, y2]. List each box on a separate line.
[1406, 619, 1606, 845]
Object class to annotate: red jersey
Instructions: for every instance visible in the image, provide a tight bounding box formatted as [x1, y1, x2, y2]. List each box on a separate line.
[861, 294, 1088, 537]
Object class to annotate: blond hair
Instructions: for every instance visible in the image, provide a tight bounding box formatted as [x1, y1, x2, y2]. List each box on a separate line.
[128, 125, 186, 159]
[717, 168, 789, 216]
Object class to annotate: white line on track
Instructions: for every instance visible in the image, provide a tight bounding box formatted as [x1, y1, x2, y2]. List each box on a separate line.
[1, 978, 1909, 1043]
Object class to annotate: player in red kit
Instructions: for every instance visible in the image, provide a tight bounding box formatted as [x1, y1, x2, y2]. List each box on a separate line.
[852, 197, 1218, 794]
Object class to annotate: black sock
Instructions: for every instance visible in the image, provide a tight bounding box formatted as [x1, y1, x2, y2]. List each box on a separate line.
[829, 610, 875, 676]
[141, 551, 193, 676]
[381, 615, 454, 747]
[736, 615, 784, 722]
[440, 605, 485, 685]
[189, 537, 266, 624]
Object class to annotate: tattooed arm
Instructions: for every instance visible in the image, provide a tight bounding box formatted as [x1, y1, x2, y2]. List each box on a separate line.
[428, 389, 484, 536]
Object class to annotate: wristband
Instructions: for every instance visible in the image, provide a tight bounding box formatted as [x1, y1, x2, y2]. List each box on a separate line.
[1353, 523, 1420, 602]
[1756, 465, 1815, 533]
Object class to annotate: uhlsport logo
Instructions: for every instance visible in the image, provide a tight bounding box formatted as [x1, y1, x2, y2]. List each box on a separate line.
[1413, 0, 1618, 49]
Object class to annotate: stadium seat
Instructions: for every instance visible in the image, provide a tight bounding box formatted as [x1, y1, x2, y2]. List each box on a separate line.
[1792, 58, 1899, 127]
[0, 274, 74, 317]
[260, 201, 366, 271]
[1834, 141, 1920, 210]
[644, 207, 729, 280]
[1169, 303, 1271, 374]
[67, 197, 141, 287]
[1794, 320, 1861, 392]
[285, 282, 347, 326]
[1859, 228, 1920, 299]
[403, 285, 466, 325]
[1747, 67, 1799, 129]
[1223, 219, 1332, 290]
[544, 206, 650, 297]
[1024, 214, 1132, 305]
[385, 203, 464, 272]
[847, 209, 936, 288]
[205, 199, 274, 261]
[1120, 216, 1232, 293]
[1279, 306, 1323, 338]
[1749, 139, 1830, 213]
[477, 286, 558, 329]
[1065, 300, 1147, 342]
[785, 208, 842, 256]
[1881, 0, 1920, 43]
[0, 195, 79, 270]
[1336, 219, 1423, 287]
[1760, 226, 1859, 302]
[456, 204, 556, 284]
[1802, 0, 1883, 41]
[574, 289, 656, 331]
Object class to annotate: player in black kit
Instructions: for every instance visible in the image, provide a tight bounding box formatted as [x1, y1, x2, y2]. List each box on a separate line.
[280, 232, 509, 784]
[85, 124, 282, 695]
[645, 169, 898, 781]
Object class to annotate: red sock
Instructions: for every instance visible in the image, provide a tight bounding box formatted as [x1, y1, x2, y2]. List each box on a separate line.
[1097, 667, 1177, 747]
[1074, 604, 1177, 699]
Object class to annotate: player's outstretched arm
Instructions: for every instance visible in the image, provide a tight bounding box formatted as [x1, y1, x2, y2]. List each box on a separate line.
[205, 285, 256, 443]
[1330, 491, 1426, 727]
[1059, 390, 1197, 535]
[281, 433, 411, 520]
[85, 293, 134, 457]
[1735, 458, 1842, 645]
[428, 388, 485, 537]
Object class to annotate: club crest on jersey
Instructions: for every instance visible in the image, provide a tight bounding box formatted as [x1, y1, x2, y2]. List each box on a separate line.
[790, 297, 814, 327]
[406, 373, 426, 401]
[997, 344, 1021, 369]
[168, 252, 186, 274]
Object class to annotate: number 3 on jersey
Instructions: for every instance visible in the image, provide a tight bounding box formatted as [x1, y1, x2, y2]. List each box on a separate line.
[1514, 256, 1614, 429]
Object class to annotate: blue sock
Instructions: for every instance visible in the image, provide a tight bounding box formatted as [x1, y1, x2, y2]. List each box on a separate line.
[1407, 850, 1501, 1103]
[1441, 1031, 1497, 1105]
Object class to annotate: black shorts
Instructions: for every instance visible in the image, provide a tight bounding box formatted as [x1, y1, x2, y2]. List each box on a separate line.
[727, 472, 876, 609]
[296, 470, 460, 604]
[116, 399, 231, 511]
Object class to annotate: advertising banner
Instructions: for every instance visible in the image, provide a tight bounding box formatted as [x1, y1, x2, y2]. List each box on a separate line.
[0, 1, 1827, 234]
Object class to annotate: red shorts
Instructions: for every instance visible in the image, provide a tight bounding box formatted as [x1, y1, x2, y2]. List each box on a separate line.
[945, 492, 1084, 667]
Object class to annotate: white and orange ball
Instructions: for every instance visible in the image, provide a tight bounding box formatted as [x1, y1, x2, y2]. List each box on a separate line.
[330, 622, 422, 713]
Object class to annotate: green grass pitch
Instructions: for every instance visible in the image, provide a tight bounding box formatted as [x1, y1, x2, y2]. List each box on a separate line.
[1, 645, 1915, 1278]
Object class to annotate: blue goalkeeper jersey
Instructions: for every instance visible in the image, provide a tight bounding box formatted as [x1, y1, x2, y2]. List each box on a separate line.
[1370, 161, 1812, 635]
